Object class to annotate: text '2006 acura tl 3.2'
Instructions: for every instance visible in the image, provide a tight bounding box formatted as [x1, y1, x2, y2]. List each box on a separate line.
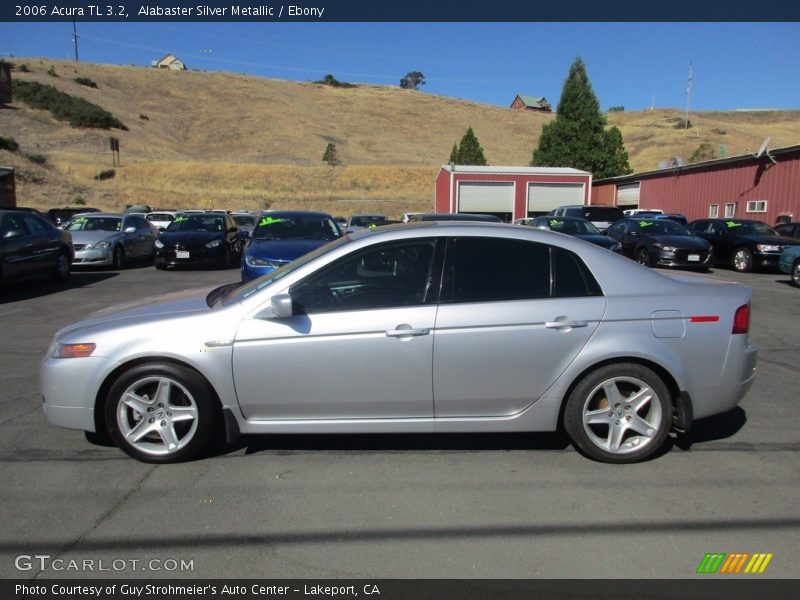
[41, 222, 758, 464]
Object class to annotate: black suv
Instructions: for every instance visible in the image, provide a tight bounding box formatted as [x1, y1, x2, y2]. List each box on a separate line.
[687, 218, 800, 272]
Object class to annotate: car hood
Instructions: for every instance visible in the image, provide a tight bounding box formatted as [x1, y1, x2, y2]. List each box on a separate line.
[158, 231, 223, 247]
[246, 237, 331, 260]
[646, 235, 709, 249]
[69, 230, 120, 245]
[731, 233, 800, 246]
[55, 286, 217, 338]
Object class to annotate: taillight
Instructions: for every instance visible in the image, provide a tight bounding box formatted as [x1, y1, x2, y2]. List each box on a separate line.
[732, 303, 750, 335]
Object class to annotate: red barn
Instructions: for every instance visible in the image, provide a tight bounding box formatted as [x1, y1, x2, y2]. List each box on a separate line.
[434, 165, 593, 223]
[593, 144, 800, 225]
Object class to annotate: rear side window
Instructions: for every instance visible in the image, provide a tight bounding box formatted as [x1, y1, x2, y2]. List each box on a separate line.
[441, 237, 602, 303]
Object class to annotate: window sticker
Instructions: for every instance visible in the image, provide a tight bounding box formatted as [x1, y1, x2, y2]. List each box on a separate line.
[173, 216, 188, 223]
[73, 217, 86, 225]
[258, 217, 288, 227]
[639, 221, 654, 227]
[726, 221, 742, 228]
[549, 219, 564, 227]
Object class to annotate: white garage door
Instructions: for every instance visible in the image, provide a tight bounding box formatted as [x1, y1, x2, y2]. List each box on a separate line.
[616, 182, 640, 205]
[457, 182, 514, 213]
[527, 183, 584, 212]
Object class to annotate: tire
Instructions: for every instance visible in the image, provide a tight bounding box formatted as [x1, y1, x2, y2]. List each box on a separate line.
[104, 363, 219, 463]
[220, 246, 231, 269]
[635, 247, 651, 267]
[50, 250, 71, 282]
[792, 260, 800, 288]
[112, 246, 126, 270]
[563, 363, 673, 464]
[732, 247, 753, 273]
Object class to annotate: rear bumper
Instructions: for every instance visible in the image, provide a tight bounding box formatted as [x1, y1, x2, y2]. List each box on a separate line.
[691, 340, 758, 420]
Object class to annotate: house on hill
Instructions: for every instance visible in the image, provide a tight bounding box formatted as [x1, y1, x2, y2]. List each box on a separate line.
[151, 54, 186, 70]
[510, 95, 552, 112]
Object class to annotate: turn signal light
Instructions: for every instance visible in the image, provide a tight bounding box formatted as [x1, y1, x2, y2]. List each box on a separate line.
[54, 343, 96, 359]
[732, 304, 750, 335]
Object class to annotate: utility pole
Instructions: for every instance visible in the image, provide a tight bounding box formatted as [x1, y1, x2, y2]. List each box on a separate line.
[72, 17, 79, 62]
[685, 62, 693, 129]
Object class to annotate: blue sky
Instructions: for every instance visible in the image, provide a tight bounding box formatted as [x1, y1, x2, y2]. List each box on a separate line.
[2, 22, 799, 111]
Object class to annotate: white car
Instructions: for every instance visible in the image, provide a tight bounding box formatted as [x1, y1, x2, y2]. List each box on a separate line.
[145, 211, 179, 232]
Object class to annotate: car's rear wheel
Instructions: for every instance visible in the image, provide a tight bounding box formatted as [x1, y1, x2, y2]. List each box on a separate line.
[112, 246, 126, 270]
[635, 248, 651, 267]
[563, 363, 672, 463]
[733, 247, 753, 272]
[50, 250, 71, 282]
[792, 260, 800, 287]
[104, 363, 218, 463]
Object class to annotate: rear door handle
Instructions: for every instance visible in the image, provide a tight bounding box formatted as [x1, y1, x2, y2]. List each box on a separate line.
[545, 320, 588, 329]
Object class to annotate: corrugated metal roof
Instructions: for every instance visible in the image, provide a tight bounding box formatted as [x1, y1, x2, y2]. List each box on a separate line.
[519, 95, 546, 105]
[594, 143, 800, 184]
[441, 165, 590, 176]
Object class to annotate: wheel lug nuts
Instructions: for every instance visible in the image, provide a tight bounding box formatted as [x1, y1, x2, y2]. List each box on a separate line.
[148, 418, 154, 423]
[615, 420, 620, 425]
[147, 407, 153, 412]
[158, 403, 164, 408]
[167, 412, 172, 417]
[625, 405, 631, 411]
[626, 416, 632, 422]
[160, 420, 166, 427]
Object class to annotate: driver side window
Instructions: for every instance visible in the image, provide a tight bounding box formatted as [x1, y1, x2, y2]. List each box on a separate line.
[290, 239, 439, 314]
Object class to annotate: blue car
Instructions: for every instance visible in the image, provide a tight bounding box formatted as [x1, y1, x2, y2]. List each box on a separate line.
[241, 211, 342, 282]
[779, 245, 800, 287]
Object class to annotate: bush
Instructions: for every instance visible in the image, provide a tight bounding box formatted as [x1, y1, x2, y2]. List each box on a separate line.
[139, 113, 149, 120]
[25, 153, 47, 165]
[0, 136, 19, 152]
[12, 80, 128, 130]
[608, 106, 625, 112]
[94, 169, 116, 180]
[315, 74, 357, 88]
[47, 65, 59, 77]
[74, 196, 85, 205]
[74, 77, 98, 89]
[16, 64, 31, 73]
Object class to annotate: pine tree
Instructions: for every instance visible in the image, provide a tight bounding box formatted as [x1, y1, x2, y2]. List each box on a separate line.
[531, 57, 631, 178]
[449, 144, 458, 164]
[322, 143, 340, 166]
[451, 127, 488, 165]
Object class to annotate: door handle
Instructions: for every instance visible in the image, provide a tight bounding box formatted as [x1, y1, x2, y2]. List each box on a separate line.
[386, 327, 429, 338]
[545, 320, 588, 329]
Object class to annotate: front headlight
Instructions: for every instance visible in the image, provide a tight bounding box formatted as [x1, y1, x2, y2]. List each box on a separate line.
[50, 342, 96, 359]
[757, 244, 780, 253]
[245, 255, 280, 268]
[154, 239, 164, 249]
[652, 243, 676, 252]
[205, 239, 222, 249]
[85, 240, 110, 250]
[610, 242, 623, 253]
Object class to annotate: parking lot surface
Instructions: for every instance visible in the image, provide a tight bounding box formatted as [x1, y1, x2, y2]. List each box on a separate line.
[1, 263, 799, 579]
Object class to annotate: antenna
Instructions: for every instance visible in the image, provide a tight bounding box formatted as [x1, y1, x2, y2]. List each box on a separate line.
[71, 17, 79, 62]
[684, 62, 693, 129]
[753, 137, 777, 164]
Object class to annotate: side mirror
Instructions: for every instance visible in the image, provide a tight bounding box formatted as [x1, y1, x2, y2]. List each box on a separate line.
[270, 293, 294, 319]
[124, 226, 136, 233]
[628, 231, 640, 239]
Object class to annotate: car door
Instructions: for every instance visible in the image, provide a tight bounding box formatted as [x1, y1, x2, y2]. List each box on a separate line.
[232, 238, 442, 420]
[606, 221, 631, 256]
[432, 237, 606, 418]
[0, 214, 35, 278]
[21, 214, 59, 272]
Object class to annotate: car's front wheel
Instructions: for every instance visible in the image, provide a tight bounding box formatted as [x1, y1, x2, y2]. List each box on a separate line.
[104, 363, 219, 463]
[635, 247, 651, 267]
[792, 260, 800, 288]
[563, 363, 672, 463]
[50, 250, 71, 282]
[112, 246, 126, 270]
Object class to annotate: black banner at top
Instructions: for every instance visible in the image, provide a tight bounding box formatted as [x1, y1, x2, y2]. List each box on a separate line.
[3, 0, 800, 22]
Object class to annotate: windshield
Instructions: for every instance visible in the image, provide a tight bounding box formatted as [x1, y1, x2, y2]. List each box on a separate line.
[148, 213, 174, 222]
[350, 215, 386, 227]
[638, 220, 691, 235]
[66, 216, 122, 232]
[253, 214, 340, 240]
[583, 207, 624, 222]
[727, 221, 778, 236]
[221, 235, 353, 305]
[547, 218, 600, 235]
[166, 214, 226, 232]
[233, 215, 256, 226]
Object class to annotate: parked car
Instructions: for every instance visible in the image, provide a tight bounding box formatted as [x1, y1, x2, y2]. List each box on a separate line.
[47, 207, 100, 228]
[606, 218, 713, 270]
[623, 209, 664, 217]
[652, 213, 688, 226]
[1, 209, 73, 284]
[774, 222, 800, 239]
[42, 223, 757, 465]
[407, 213, 502, 223]
[346, 213, 388, 232]
[241, 210, 341, 282]
[779, 246, 800, 287]
[525, 215, 622, 252]
[549, 205, 625, 232]
[146, 211, 179, 232]
[687, 218, 800, 272]
[154, 212, 242, 269]
[231, 212, 257, 238]
[66, 213, 159, 269]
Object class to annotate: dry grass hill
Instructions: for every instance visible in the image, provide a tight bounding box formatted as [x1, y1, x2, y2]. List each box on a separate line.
[2, 58, 799, 218]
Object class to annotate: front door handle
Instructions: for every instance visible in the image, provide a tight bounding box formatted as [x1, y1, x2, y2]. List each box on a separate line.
[545, 319, 588, 330]
[386, 326, 430, 338]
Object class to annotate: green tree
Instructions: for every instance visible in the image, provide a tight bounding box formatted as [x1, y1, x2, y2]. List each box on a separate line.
[400, 71, 426, 90]
[450, 127, 488, 165]
[449, 144, 458, 164]
[531, 57, 631, 178]
[322, 143, 341, 166]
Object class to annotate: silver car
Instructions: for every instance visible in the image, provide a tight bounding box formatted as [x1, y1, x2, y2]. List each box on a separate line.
[67, 213, 159, 268]
[41, 223, 758, 464]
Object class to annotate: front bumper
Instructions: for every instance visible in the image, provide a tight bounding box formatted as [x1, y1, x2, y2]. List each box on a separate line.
[155, 245, 227, 268]
[72, 247, 113, 267]
[754, 252, 782, 270]
[654, 248, 714, 270]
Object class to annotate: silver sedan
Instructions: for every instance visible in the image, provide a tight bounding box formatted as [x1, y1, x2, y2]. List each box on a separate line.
[41, 222, 758, 464]
[67, 213, 158, 268]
